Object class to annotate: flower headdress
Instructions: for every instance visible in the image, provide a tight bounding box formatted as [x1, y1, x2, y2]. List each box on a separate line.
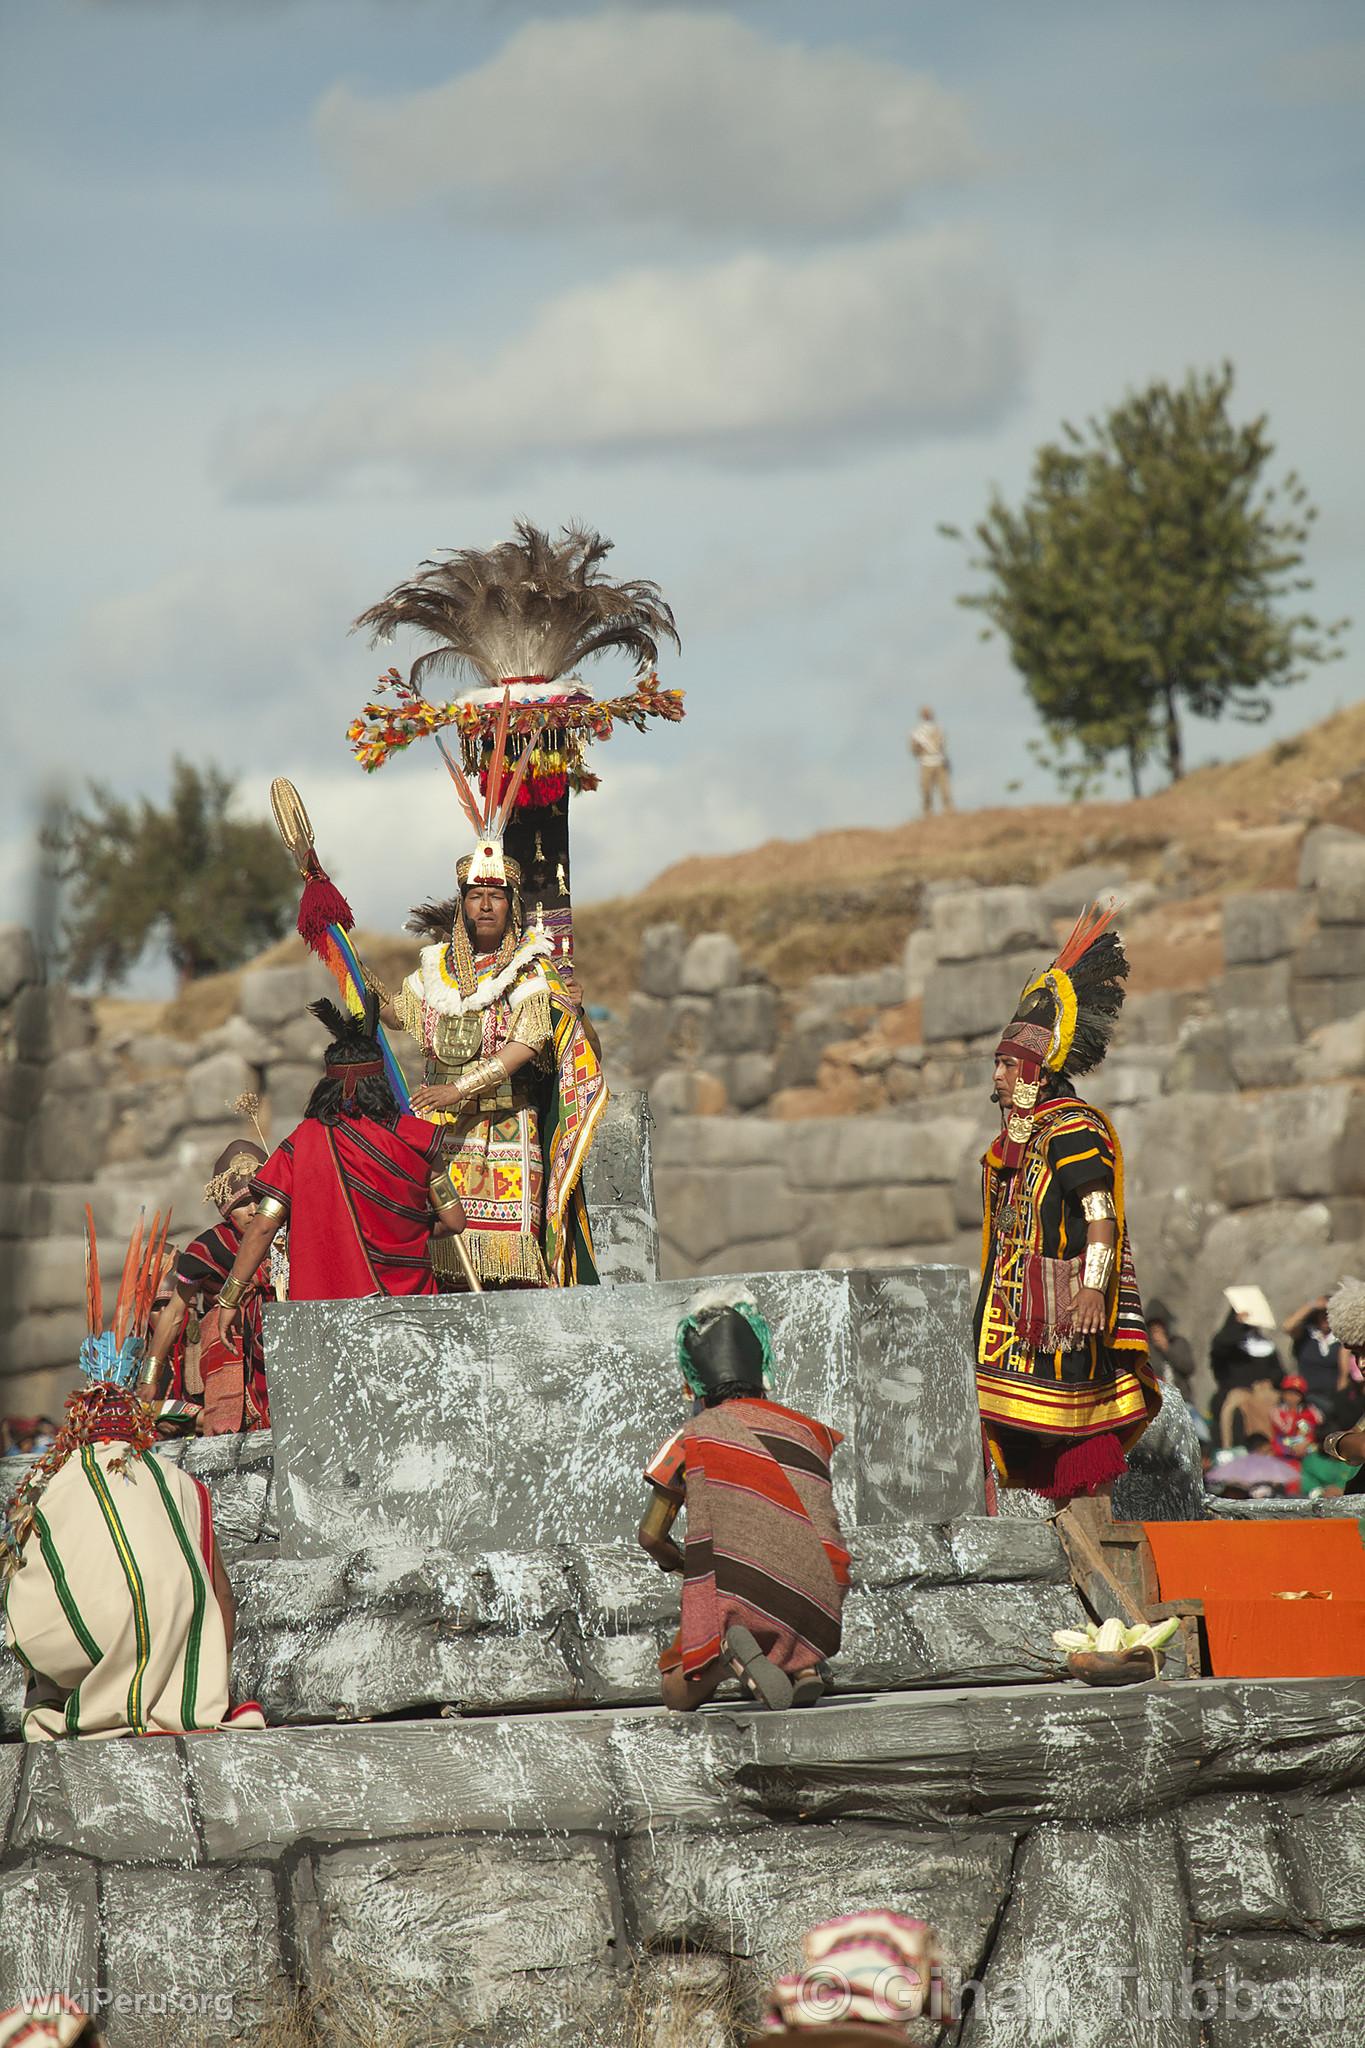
[4, 1210, 169, 1568]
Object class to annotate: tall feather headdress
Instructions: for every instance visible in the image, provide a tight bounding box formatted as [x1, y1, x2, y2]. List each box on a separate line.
[352, 521, 679, 694]
[80, 1206, 172, 1388]
[998, 902, 1129, 1077]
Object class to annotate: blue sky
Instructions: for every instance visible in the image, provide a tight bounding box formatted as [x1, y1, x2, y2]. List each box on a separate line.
[2, 0, 1361, 966]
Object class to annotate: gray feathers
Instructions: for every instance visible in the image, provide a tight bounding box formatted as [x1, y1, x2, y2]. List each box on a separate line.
[353, 521, 680, 692]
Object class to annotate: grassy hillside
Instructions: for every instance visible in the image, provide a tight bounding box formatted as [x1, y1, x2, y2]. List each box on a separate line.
[103, 702, 1363, 1042]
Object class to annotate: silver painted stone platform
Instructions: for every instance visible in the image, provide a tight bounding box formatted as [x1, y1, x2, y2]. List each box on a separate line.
[3, 1678, 1364, 2047]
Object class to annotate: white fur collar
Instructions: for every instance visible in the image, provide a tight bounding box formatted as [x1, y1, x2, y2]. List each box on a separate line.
[408, 930, 552, 1017]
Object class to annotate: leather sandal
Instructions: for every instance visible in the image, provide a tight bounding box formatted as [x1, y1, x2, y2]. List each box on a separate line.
[790, 1666, 828, 1707]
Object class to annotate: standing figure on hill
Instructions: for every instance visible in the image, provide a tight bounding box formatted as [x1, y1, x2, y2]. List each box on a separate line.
[908, 704, 953, 816]
[975, 908, 1163, 1508]
[638, 1290, 851, 1711]
[2, 1212, 264, 1740]
[215, 996, 466, 1326]
[142, 1140, 277, 1433]
[368, 693, 607, 1290]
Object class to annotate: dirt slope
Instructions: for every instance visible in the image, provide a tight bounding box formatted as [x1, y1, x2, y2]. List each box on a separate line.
[103, 704, 1363, 1041]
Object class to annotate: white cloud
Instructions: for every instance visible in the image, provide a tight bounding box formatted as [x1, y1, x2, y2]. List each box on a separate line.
[293, 742, 773, 934]
[315, 10, 977, 237]
[219, 228, 1021, 499]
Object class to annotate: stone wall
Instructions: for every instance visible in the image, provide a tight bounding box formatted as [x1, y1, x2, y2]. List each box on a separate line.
[2, 1275, 1363, 2044]
[3, 1682, 1363, 2046]
[625, 826, 1365, 1389]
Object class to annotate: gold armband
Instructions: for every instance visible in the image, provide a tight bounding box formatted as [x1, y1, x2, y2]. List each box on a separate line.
[139, 1353, 163, 1388]
[1082, 1241, 1115, 1293]
[459, 1056, 507, 1100]
[429, 1166, 461, 1212]
[640, 1490, 681, 1542]
[217, 1274, 248, 1311]
[255, 1193, 287, 1221]
[1080, 1189, 1117, 1224]
[360, 963, 392, 1005]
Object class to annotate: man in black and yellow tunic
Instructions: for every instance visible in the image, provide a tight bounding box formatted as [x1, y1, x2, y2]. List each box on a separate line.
[974, 906, 1162, 1506]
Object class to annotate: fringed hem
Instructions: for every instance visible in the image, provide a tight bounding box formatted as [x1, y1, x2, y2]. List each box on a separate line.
[986, 1423, 1128, 1501]
[431, 1229, 549, 1288]
[1034, 1431, 1128, 1502]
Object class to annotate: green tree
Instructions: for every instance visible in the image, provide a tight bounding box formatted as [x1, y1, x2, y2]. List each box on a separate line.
[944, 365, 1348, 794]
[48, 759, 299, 987]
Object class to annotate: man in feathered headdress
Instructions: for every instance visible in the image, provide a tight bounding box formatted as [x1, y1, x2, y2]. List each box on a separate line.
[3, 1213, 265, 1740]
[975, 907, 1163, 1507]
[214, 995, 466, 1327]
[638, 1289, 850, 1711]
[143, 1138, 274, 1433]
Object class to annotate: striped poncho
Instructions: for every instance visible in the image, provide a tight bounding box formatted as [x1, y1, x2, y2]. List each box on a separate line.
[3, 1440, 262, 1742]
[649, 1397, 851, 1681]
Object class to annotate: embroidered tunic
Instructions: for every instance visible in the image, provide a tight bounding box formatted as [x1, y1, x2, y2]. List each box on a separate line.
[395, 932, 557, 1286]
[974, 1096, 1162, 1491]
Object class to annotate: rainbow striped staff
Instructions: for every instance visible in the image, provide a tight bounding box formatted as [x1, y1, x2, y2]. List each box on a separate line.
[269, 778, 411, 1110]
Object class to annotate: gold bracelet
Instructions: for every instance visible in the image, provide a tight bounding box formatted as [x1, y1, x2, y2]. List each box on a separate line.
[1324, 1430, 1358, 1463]
[217, 1275, 248, 1311]
[459, 1056, 507, 1099]
[429, 1166, 460, 1210]
[1081, 1189, 1117, 1223]
[1082, 1241, 1115, 1293]
[139, 1353, 163, 1387]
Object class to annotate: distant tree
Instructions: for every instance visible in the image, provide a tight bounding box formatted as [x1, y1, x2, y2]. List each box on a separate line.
[943, 365, 1348, 794]
[48, 759, 299, 987]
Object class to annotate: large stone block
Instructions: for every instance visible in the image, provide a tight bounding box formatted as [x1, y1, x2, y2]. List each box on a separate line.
[1299, 822, 1365, 891]
[239, 962, 332, 1032]
[183, 1049, 258, 1127]
[267, 1269, 985, 1558]
[709, 983, 778, 1057]
[679, 931, 743, 995]
[1296, 1012, 1365, 1083]
[932, 886, 1051, 965]
[638, 921, 686, 999]
[903, 925, 936, 1000]
[11, 984, 96, 1062]
[298, 1836, 624, 2045]
[922, 952, 1040, 1045]
[0, 1854, 100, 2007]
[1180, 1794, 1304, 1931]
[728, 1052, 776, 1110]
[660, 1164, 798, 1263]
[626, 991, 672, 1075]
[9, 1738, 198, 1862]
[1222, 891, 1306, 965]
[1294, 925, 1365, 980]
[12, 1235, 87, 1317]
[99, 1865, 289, 2047]
[1212, 1086, 1365, 1207]
[819, 1184, 956, 1252]
[784, 1115, 973, 1190]
[961, 1817, 1194, 2048]
[26, 1089, 115, 1181]
[625, 1820, 1015, 2034]
[1197, 1936, 1364, 2048]
[1291, 974, 1365, 1037]
[1287, 1786, 1365, 1933]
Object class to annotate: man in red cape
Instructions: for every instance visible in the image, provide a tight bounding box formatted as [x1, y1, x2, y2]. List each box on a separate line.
[218, 996, 466, 1336]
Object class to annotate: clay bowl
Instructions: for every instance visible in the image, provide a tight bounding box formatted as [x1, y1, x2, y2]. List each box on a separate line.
[1066, 1647, 1158, 1687]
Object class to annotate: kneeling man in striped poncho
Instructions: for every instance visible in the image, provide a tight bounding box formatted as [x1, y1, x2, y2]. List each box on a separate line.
[2, 1214, 264, 1742]
[639, 1290, 851, 1712]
